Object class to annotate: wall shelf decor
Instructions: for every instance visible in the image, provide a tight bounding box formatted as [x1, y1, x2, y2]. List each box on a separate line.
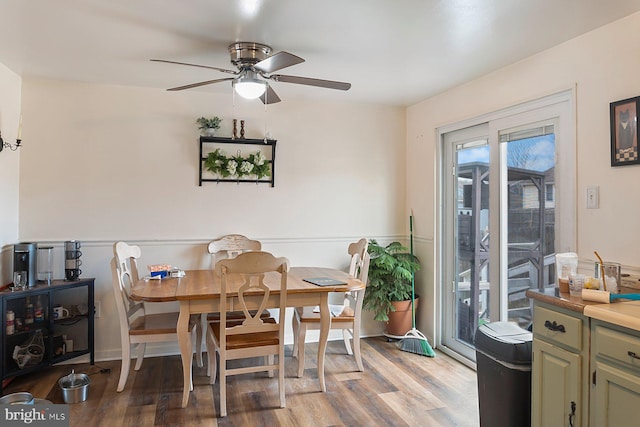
[199, 136, 276, 187]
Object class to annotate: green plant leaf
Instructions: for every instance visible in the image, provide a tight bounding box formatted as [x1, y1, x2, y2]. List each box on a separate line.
[203, 148, 270, 180]
[196, 116, 222, 130]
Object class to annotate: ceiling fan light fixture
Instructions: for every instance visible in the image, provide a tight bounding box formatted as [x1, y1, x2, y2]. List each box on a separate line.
[234, 72, 266, 99]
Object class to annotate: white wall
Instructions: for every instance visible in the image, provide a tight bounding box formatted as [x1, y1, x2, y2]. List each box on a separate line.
[16, 78, 406, 359]
[0, 63, 21, 284]
[407, 12, 640, 344]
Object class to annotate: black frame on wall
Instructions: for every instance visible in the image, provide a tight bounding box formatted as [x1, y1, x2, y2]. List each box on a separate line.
[610, 96, 640, 166]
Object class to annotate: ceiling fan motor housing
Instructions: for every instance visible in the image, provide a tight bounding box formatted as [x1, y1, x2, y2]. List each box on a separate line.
[229, 42, 272, 67]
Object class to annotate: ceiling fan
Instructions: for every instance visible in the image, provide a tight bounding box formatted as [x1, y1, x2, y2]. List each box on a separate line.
[151, 42, 351, 104]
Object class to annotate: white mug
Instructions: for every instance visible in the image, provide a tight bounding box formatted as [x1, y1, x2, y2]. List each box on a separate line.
[53, 305, 69, 319]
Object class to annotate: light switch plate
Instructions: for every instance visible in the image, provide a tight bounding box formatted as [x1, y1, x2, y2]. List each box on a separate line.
[586, 186, 599, 209]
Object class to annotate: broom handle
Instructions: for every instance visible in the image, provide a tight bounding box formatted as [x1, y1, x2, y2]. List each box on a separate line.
[410, 213, 416, 330]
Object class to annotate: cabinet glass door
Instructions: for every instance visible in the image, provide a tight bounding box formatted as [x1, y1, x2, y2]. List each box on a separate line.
[4, 293, 49, 374]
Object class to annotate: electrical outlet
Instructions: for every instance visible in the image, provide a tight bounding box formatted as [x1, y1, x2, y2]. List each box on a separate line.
[94, 300, 101, 318]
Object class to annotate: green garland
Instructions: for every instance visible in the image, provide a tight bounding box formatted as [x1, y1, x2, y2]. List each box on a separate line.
[204, 148, 270, 179]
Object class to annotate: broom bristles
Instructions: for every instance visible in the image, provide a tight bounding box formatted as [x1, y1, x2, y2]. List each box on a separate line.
[398, 328, 436, 357]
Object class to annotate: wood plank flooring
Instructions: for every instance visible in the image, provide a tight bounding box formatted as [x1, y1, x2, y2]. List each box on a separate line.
[2, 337, 479, 426]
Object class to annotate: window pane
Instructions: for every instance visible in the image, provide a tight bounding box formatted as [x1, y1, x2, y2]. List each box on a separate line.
[503, 134, 556, 327]
[455, 143, 490, 346]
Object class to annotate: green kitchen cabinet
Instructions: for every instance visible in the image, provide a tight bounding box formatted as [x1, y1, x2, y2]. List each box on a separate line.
[531, 302, 589, 427]
[590, 320, 640, 426]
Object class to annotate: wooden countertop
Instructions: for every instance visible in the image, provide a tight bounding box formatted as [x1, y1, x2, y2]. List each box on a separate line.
[525, 288, 603, 313]
[527, 287, 640, 332]
[584, 300, 640, 331]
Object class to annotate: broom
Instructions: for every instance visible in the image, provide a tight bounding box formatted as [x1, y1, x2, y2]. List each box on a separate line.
[398, 211, 436, 357]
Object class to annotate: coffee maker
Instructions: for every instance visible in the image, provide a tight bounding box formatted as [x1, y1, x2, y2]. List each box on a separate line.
[13, 243, 38, 287]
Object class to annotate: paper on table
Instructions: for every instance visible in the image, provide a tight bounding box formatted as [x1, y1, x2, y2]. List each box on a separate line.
[303, 277, 347, 286]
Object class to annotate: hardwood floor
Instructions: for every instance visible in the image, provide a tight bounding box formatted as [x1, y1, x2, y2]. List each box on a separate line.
[2, 337, 479, 426]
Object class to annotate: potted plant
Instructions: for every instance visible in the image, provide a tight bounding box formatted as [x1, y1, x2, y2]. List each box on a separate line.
[196, 116, 222, 136]
[363, 239, 421, 337]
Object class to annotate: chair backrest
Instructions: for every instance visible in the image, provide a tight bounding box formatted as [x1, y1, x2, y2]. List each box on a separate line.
[348, 238, 370, 284]
[346, 239, 371, 318]
[216, 252, 289, 345]
[110, 257, 143, 332]
[114, 241, 143, 285]
[207, 234, 262, 269]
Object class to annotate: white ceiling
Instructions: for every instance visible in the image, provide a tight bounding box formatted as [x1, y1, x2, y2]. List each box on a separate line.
[1, 0, 640, 107]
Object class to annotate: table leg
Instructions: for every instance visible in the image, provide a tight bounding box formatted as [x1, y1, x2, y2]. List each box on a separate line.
[318, 293, 331, 392]
[195, 313, 205, 368]
[178, 302, 192, 408]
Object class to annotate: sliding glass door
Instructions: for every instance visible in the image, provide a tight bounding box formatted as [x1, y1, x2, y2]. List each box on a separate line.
[439, 91, 575, 362]
[442, 125, 490, 359]
[500, 124, 556, 326]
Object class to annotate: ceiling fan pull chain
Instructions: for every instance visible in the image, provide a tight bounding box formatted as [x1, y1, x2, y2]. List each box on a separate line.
[264, 98, 269, 143]
[232, 82, 237, 132]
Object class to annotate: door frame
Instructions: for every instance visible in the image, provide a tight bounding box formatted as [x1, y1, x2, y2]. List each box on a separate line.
[435, 88, 576, 365]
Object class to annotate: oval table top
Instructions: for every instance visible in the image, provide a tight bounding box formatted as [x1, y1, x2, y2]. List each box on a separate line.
[131, 266, 364, 302]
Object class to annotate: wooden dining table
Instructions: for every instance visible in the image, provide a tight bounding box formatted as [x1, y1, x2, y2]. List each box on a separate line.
[131, 266, 364, 408]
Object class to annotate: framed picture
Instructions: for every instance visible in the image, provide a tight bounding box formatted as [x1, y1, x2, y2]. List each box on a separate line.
[610, 96, 640, 166]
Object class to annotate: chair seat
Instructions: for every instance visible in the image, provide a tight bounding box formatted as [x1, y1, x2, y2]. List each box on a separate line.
[295, 306, 355, 323]
[130, 312, 195, 335]
[210, 318, 279, 350]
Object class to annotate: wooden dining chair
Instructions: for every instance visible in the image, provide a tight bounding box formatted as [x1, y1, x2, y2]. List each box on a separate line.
[110, 256, 197, 392]
[208, 234, 262, 267]
[292, 238, 370, 375]
[205, 251, 289, 417]
[196, 234, 270, 374]
[113, 242, 144, 283]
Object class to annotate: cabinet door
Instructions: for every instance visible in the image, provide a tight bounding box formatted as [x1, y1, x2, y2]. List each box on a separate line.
[592, 362, 640, 427]
[532, 339, 581, 427]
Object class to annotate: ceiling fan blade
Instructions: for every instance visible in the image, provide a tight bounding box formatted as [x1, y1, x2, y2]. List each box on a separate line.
[254, 51, 304, 73]
[270, 74, 351, 91]
[167, 77, 234, 91]
[150, 59, 238, 75]
[260, 84, 281, 105]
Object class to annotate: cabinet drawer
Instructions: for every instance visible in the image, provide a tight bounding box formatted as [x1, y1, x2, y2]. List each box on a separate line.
[533, 305, 582, 352]
[594, 325, 640, 369]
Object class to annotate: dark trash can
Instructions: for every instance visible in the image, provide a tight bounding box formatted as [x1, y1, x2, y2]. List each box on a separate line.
[475, 322, 532, 427]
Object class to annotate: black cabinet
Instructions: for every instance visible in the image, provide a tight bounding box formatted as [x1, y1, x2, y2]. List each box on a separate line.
[0, 279, 94, 391]
[199, 136, 277, 187]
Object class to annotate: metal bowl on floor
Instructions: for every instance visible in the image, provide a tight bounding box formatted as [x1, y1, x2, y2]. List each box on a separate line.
[0, 392, 34, 405]
[58, 370, 90, 404]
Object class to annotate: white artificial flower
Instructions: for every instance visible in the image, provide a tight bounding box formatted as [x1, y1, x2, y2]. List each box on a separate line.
[240, 161, 254, 174]
[226, 160, 237, 175]
[255, 151, 265, 165]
